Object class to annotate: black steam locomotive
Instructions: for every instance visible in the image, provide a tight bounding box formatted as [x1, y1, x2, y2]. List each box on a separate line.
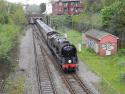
[36, 19, 78, 72]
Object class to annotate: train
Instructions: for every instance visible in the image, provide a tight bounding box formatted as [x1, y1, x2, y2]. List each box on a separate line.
[29, 17, 34, 24]
[36, 19, 78, 72]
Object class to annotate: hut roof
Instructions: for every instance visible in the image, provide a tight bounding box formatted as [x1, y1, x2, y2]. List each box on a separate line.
[85, 29, 119, 40]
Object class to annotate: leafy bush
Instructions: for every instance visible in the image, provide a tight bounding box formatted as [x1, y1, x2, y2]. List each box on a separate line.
[119, 72, 125, 84]
[51, 15, 72, 29]
[9, 4, 27, 25]
[100, 1, 123, 26]
[85, 48, 94, 53]
[118, 49, 125, 56]
[0, 24, 20, 63]
[72, 13, 102, 32]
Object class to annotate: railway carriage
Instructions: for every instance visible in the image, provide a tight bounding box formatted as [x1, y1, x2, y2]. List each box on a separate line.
[36, 19, 54, 40]
[36, 19, 78, 72]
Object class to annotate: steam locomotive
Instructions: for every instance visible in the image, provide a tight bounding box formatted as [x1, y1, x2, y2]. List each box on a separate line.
[36, 19, 78, 72]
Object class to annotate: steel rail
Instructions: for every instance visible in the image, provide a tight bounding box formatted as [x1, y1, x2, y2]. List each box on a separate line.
[0, 80, 6, 93]
[73, 74, 94, 94]
[32, 25, 43, 94]
[32, 24, 57, 94]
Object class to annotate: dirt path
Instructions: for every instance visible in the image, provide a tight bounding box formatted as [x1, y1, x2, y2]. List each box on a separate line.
[19, 26, 39, 94]
[78, 59, 101, 94]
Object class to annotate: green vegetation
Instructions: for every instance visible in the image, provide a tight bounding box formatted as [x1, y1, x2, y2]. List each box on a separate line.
[62, 30, 125, 94]
[51, 15, 72, 29]
[101, 2, 124, 26]
[0, 0, 27, 63]
[0, 0, 26, 93]
[100, 1, 125, 47]
[6, 74, 25, 94]
[79, 49, 125, 94]
[83, 0, 102, 13]
[0, 24, 20, 63]
[72, 13, 102, 31]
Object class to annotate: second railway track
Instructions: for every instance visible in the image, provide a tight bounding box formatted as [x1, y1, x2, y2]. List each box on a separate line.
[32, 24, 57, 94]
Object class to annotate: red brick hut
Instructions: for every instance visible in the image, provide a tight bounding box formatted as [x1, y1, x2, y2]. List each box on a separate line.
[85, 29, 119, 56]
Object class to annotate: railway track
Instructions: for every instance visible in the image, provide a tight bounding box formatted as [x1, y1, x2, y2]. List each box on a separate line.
[52, 58, 93, 94]
[0, 80, 6, 93]
[33, 24, 95, 94]
[73, 74, 93, 94]
[32, 25, 57, 94]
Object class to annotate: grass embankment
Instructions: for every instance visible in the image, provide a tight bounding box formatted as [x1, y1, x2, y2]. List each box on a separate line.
[60, 29, 125, 94]
[6, 74, 25, 94]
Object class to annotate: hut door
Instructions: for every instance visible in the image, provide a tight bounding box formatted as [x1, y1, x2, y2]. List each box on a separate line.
[103, 43, 112, 55]
[106, 50, 111, 55]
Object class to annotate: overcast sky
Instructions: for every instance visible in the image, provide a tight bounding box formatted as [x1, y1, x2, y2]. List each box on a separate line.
[6, 0, 50, 5]
[6, 0, 52, 14]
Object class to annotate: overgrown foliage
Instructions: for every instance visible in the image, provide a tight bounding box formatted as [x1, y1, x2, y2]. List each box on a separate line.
[84, 0, 102, 13]
[0, 0, 9, 24]
[0, 0, 27, 63]
[101, 2, 124, 26]
[0, 25, 20, 63]
[100, 1, 125, 47]
[51, 15, 72, 29]
[9, 4, 27, 25]
[72, 13, 102, 32]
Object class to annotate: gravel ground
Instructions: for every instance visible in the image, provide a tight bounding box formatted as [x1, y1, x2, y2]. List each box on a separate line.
[77, 59, 101, 94]
[19, 26, 39, 94]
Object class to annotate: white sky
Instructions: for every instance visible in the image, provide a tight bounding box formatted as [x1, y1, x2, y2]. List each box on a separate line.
[6, 0, 52, 14]
[6, 0, 50, 5]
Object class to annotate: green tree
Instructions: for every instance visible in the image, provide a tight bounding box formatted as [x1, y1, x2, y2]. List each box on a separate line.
[10, 4, 27, 25]
[101, 1, 125, 47]
[51, 15, 72, 29]
[100, 0, 125, 7]
[0, 0, 9, 24]
[101, 2, 123, 26]
[83, 0, 102, 13]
